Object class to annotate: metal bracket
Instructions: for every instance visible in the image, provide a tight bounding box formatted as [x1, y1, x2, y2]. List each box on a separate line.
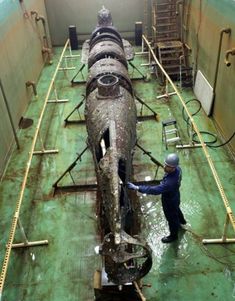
[64, 95, 86, 125]
[52, 146, 97, 195]
[47, 82, 69, 103]
[176, 143, 202, 149]
[12, 218, 48, 249]
[58, 55, 76, 71]
[135, 94, 159, 121]
[202, 213, 235, 244]
[136, 143, 163, 180]
[94, 270, 144, 301]
[128, 61, 146, 80]
[71, 64, 86, 85]
[33, 130, 59, 155]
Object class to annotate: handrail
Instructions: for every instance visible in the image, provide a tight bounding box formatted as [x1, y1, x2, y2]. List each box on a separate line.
[142, 35, 235, 231]
[0, 39, 70, 298]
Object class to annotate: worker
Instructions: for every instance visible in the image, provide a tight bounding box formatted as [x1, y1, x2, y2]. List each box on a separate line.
[127, 153, 186, 243]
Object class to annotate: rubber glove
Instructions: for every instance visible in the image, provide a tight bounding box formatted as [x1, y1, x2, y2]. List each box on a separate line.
[127, 182, 139, 191]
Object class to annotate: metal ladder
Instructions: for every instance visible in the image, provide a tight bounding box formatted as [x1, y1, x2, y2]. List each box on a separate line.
[162, 118, 181, 149]
[151, 1, 193, 85]
[154, 0, 179, 43]
[157, 40, 186, 80]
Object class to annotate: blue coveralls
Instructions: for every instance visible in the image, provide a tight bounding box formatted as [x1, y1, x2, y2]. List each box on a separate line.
[138, 166, 186, 238]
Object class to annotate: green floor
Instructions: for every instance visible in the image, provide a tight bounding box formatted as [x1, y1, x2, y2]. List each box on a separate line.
[0, 46, 235, 301]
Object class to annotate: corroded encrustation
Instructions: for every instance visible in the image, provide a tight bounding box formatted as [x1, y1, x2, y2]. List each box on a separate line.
[97, 6, 113, 27]
[85, 8, 152, 285]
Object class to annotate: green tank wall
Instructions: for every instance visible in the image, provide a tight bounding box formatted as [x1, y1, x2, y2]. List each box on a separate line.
[0, 0, 51, 178]
[185, 0, 235, 152]
[44, 0, 144, 45]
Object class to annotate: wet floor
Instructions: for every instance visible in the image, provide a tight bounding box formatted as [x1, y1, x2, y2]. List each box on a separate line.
[0, 46, 235, 300]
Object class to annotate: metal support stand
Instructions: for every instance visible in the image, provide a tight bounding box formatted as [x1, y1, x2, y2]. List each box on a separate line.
[141, 44, 155, 68]
[135, 94, 159, 121]
[136, 143, 163, 168]
[64, 93, 159, 125]
[64, 95, 86, 125]
[67, 42, 80, 58]
[156, 78, 177, 100]
[135, 38, 148, 55]
[135, 36, 148, 56]
[133, 281, 146, 301]
[135, 51, 148, 56]
[52, 146, 97, 195]
[94, 270, 145, 301]
[12, 218, 48, 249]
[33, 130, 59, 155]
[142, 42, 151, 67]
[47, 81, 69, 103]
[202, 213, 235, 244]
[71, 64, 86, 85]
[136, 143, 163, 180]
[128, 61, 146, 80]
[58, 41, 80, 71]
[58, 54, 76, 71]
[176, 143, 202, 149]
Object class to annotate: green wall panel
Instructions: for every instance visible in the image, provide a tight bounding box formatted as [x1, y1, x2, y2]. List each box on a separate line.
[0, 0, 51, 178]
[185, 0, 235, 152]
[0, 91, 14, 177]
[0, 0, 18, 24]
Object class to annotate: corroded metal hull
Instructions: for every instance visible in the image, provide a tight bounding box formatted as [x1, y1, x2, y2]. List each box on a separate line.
[85, 7, 152, 285]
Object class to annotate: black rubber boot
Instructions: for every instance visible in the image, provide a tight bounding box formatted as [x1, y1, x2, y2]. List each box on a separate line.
[161, 235, 178, 243]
